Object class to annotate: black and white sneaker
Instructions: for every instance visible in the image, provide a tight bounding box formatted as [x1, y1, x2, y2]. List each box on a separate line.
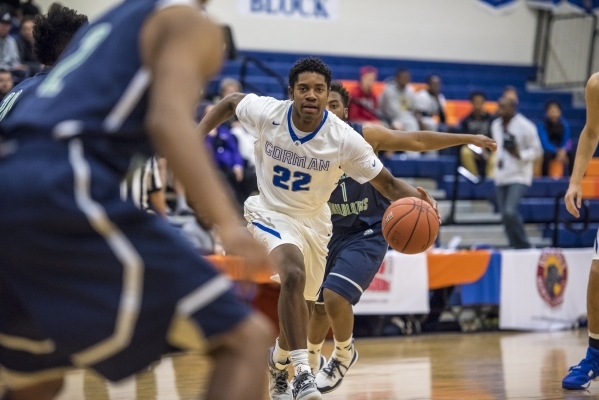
[291, 370, 322, 400]
[315, 346, 359, 393]
[268, 347, 292, 400]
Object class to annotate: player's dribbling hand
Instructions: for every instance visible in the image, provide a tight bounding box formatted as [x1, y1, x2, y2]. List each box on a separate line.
[472, 135, 497, 152]
[565, 183, 583, 219]
[417, 187, 441, 224]
[219, 224, 274, 280]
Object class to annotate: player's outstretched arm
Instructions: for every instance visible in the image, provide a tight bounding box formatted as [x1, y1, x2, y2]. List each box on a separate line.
[363, 125, 497, 153]
[141, 7, 269, 271]
[369, 168, 438, 215]
[565, 73, 599, 218]
[197, 92, 247, 136]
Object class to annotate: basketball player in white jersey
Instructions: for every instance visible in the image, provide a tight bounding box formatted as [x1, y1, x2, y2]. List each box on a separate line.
[198, 57, 437, 400]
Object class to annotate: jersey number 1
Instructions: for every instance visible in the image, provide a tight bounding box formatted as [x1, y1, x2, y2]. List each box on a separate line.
[273, 165, 311, 192]
[37, 23, 112, 98]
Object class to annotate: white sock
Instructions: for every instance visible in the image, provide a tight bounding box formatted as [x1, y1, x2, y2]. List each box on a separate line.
[272, 338, 290, 366]
[289, 349, 311, 375]
[333, 336, 353, 361]
[176, 194, 189, 211]
[308, 340, 324, 371]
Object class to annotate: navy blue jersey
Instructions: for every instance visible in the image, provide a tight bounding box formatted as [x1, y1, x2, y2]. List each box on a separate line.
[1, 0, 190, 173]
[328, 122, 390, 230]
[0, 68, 50, 126]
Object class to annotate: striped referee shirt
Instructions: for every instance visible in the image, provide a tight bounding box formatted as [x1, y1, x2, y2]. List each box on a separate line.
[120, 156, 163, 212]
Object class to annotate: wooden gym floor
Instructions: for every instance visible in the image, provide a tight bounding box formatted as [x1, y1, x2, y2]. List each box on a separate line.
[47, 329, 599, 399]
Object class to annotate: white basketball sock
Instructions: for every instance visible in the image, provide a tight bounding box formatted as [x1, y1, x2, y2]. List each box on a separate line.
[308, 340, 324, 371]
[289, 349, 311, 375]
[333, 336, 353, 361]
[272, 338, 290, 365]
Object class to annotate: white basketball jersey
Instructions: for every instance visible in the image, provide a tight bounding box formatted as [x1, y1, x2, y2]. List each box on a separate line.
[236, 94, 383, 214]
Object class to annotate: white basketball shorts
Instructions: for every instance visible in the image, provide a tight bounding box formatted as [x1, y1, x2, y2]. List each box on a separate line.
[244, 195, 332, 301]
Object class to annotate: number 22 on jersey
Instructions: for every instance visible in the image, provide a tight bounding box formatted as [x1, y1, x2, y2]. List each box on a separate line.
[273, 165, 311, 192]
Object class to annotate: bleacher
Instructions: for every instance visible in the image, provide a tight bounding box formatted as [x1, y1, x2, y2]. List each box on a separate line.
[212, 50, 595, 249]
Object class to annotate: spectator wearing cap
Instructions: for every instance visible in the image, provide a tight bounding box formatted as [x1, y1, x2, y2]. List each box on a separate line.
[537, 100, 572, 177]
[459, 92, 495, 177]
[415, 75, 447, 132]
[15, 16, 40, 76]
[0, 10, 23, 78]
[348, 65, 381, 124]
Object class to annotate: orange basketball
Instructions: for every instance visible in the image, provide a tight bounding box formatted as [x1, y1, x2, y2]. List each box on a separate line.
[382, 197, 439, 254]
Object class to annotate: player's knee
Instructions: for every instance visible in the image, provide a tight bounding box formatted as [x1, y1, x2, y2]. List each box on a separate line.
[591, 261, 599, 277]
[313, 303, 328, 319]
[323, 288, 350, 312]
[280, 264, 306, 293]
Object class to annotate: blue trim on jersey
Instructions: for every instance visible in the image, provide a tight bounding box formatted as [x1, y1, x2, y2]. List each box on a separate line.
[286, 106, 328, 145]
[251, 222, 282, 239]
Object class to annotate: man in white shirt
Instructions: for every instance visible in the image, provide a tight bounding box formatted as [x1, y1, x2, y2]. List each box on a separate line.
[198, 57, 436, 400]
[415, 75, 446, 132]
[491, 97, 542, 249]
[378, 69, 418, 132]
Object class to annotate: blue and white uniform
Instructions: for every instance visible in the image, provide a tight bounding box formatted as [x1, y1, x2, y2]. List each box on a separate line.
[236, 95, 383, 301]
[0, 0, 249, 389]
[318, 122, 390, 305]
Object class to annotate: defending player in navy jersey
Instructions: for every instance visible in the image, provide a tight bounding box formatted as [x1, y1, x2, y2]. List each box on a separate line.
[198, 58, 438, 400]
[0, 1, 273, 400]
[307, 82, 496, 393]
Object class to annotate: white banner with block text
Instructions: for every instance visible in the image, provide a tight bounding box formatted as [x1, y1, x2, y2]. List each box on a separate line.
[499, 248, 592, 331]
[353, 251, 429, 315]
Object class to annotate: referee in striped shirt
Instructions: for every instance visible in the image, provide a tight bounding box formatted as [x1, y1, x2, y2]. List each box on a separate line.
[121, 156, 167, 217]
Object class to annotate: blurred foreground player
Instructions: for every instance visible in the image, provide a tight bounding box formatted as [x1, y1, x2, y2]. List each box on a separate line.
[198, 58, 436, 400]
[0, 3, 88, 121]
[563, 73, 599, 390]
[307, 82, 496, 393]
[0, 1, 272, 400]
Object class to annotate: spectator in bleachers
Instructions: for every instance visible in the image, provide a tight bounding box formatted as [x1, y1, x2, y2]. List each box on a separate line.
[21, 0, 40, 17]
[415, 75, 446, 132]
[15, 16, 40, 76]
[492, 96, 543, 249]
[378, 68, 419, 131]
[0, 10, 23, 78]
[459, 92, 495, 177]
[503, 85, 519, 104]
[204, 104, 246, 207]
[0, 68, 13, 98]
[537, 100, 571, 177]
[348, 65, 381, 124]
[217, 78, 258, 199]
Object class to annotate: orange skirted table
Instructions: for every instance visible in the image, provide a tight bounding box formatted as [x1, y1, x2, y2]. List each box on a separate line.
[427, 250, 492, 290]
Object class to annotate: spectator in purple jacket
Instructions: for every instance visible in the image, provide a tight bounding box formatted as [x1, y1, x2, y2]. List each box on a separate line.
[537, 100, 571, 176]
[204, 104, 246, 206]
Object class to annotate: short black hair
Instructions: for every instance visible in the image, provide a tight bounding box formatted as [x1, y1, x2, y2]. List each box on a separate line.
[288, 57, 332, 89]
[427, 75, 440, 84]
[469, 91, 486, 101]
[33, 3, 88, 66]
[545, 99, 562, 111]
[330, 81, 350, 108]
[395, 68, 409, 77]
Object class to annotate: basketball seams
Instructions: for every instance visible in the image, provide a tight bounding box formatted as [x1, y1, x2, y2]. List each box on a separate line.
[382, 201, 416, 239]
[400, 199, 423, 253]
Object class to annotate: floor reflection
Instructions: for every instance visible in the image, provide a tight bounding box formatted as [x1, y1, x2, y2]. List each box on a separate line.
[51, 329, 599, 399]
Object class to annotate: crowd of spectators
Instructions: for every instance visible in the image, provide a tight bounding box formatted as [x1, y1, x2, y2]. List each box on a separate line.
[344, 65, 577, 249]
[0, 1, 41, 84]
